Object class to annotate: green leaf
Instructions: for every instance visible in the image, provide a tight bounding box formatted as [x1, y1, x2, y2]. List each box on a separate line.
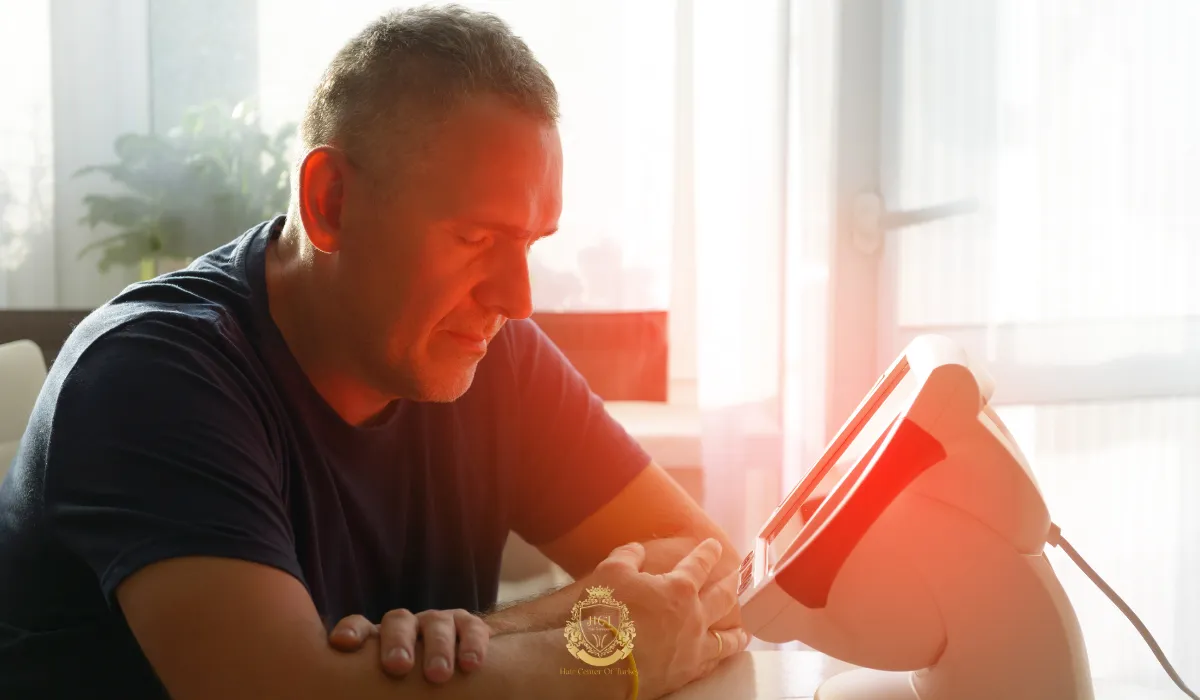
[113, 132, 174, 165]
[77, 229, 147, 260]
[77, 194, 153, 229]
[95, 232, 157, 272]
[76, 95, 298, 272]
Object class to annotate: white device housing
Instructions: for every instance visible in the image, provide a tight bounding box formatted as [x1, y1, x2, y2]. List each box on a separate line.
[738, 334, 1094, 700]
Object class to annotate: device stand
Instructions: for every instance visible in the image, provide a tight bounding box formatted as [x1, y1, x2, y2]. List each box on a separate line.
[814, 493, 1094, 700]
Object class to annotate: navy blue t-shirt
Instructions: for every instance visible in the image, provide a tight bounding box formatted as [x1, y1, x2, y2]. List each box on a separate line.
[0, 216, 650, 698]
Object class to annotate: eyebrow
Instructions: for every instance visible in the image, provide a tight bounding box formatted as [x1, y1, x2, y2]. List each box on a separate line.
[454, 219, 558, 238]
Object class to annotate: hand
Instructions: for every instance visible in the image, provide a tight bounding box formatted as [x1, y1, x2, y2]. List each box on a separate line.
[588, 538, 749, 700]
[639, 535, 745, 631]
[328, 608, 491, 683]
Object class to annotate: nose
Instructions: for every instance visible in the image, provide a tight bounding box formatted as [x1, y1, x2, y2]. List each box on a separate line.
[475, 242, 534, 321]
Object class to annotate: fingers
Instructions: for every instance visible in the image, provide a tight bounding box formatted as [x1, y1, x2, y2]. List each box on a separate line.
[665, 538, 723, 593]
[595, 541, 646, 577]
[417, 610, 458, 683]
[378, 609, 419, 676]
[699, 570, 741, 627]
[710, 627, 749, 662]
[711, 603, 745, 632]
[328, 614, 378, 652]
[454, 609, 490, 673]
[369, 608, 490, 681]
[689, 627, 748, 686]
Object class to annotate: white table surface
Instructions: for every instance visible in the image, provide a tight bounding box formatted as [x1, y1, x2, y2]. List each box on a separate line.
[666, 651, 1186, 699]
[664, 651, 854, 699]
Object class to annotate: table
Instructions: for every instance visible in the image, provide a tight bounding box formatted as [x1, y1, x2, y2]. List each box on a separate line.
[667, 651, 1186, 699]
[664, 651, 856, 700]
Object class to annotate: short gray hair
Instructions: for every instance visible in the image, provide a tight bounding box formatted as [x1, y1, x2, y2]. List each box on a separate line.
[299, 4, 559, 172]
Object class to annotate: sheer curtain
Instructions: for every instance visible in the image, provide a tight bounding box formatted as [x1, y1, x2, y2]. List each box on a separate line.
[0, 0, 157, 310]
[687, 0, 838, 554]
[885, 0, 1200, 688]
[0, 0, 55, 308]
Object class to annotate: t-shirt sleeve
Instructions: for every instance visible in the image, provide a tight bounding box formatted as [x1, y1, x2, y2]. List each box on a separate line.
[42, 318, 303, 605]
[504, 319, 651, 545]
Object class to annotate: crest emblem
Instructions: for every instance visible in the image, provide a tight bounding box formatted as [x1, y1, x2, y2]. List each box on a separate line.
[564, 585, 636, 666]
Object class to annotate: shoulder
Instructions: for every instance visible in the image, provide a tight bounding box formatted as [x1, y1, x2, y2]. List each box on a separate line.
[53, 226, 266, 397]
[38, 297, 266, 453]
[55, 301, 251, 392]
[489, 317, 561, 369]
[452, 318, 568, 417]
[493, 317, 541, 349]
[467, 318, 573, 397]
[60, 218, 266, 371]
[14, 305, 277, 517]
[468, 317, 536, 376]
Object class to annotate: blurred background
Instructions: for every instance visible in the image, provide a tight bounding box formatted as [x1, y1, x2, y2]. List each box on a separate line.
[0, 0, 1197, 691]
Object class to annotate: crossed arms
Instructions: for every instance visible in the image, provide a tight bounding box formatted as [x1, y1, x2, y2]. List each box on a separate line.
[118, 462, 749, 700]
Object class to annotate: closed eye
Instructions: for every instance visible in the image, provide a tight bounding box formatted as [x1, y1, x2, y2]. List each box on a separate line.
[448, 219, 557, 248]
[459, 229, 491, 246]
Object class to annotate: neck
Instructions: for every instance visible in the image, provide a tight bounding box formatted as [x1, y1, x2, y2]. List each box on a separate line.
[265, 221, 395, 426]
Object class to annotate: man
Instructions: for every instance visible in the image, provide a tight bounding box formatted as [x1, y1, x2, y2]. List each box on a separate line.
[0, 5, 748, 699]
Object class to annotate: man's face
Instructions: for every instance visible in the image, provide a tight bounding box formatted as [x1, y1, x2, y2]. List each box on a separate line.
[334, 96, 562, 402]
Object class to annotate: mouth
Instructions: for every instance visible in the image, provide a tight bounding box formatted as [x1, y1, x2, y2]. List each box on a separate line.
[444, 330, 491, 354]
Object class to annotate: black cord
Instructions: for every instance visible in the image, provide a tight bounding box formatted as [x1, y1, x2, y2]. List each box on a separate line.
[1047, 522, 1198, 699]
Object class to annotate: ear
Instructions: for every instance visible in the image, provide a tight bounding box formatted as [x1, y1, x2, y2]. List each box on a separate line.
[295, 146, 352, 254]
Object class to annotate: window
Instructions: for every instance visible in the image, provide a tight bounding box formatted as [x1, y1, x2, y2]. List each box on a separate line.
[871, 0, 1200, 686]
[0, 0, 53, 308]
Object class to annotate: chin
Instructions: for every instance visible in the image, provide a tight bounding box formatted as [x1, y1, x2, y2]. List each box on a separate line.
[413, 364, 478, 402]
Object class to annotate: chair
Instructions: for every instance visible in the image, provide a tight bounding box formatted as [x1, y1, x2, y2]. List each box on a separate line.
[0, 340, 48, 483]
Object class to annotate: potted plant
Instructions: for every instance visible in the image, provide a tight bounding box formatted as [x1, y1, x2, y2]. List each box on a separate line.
[76, 99, 296, 279]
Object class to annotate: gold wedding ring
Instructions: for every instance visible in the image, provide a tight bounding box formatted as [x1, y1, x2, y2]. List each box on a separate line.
[712, 629, 723, 655]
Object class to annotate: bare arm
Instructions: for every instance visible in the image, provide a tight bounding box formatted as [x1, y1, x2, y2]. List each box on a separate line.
[540, 462, 742, 580]
[119, 556, 629, 700]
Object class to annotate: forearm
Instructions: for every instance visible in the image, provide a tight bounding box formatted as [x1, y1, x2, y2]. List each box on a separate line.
[309, 628, 629, 700]
[485, 578, 587, 635]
